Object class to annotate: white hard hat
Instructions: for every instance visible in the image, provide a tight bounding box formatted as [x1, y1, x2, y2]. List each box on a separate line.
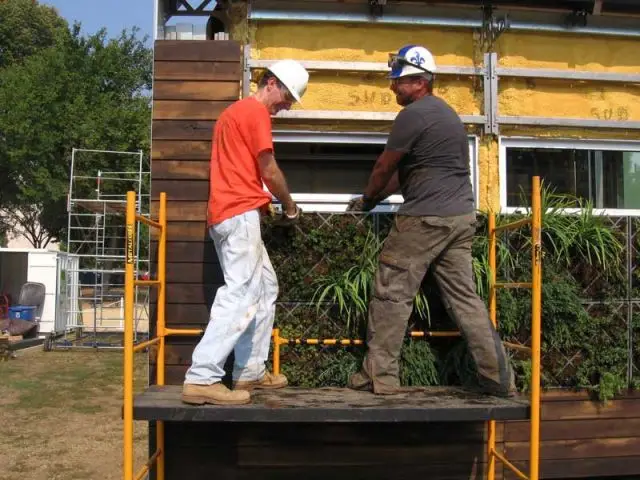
[267, 59, 309, 103]
[388, 45, 437, 79]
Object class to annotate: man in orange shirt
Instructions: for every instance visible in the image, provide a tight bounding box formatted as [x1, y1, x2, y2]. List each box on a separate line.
[182, 60, 309, 405]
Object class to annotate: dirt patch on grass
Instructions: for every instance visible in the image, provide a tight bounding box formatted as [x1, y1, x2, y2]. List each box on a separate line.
[0, 347, 148, 480]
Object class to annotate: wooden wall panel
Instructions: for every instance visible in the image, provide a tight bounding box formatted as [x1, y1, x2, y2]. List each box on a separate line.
[152, 201, 207, 221]
[153, 40, 240, 62]
[152, 141, 211, 160]
[153, 100, 233, 120]
[153, 81, 239, 101]
[154, 422, 492, 480]
[151, 40, 241, 392]
[151, 160, 209, 180]
[151, 120, 214, 141]
[151, 241, 215, 260]
[162, 303, 210, 326]
[162, 224, 209, 242]
[501, 394, 640, 479]
[166, 262, 222, 284]
[152, 180, 209, 201]
[154, 61, 240, 81]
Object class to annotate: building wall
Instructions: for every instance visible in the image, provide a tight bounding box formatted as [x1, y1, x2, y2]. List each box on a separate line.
[148, 28, 640, 480]
[243, 21, 640, 212]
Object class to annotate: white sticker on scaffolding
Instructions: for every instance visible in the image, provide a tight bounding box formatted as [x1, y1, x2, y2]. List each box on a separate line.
[126, 224, 134, 265]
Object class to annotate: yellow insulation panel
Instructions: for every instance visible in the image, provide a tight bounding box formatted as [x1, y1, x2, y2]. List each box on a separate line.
[252, 23, 475, 65]
[499, 79, 640, 120]
[498, 32, 640, 73]
[250, 22, 480, 114]
[478, 137, 499, 212]
[268, 73, 480, 114]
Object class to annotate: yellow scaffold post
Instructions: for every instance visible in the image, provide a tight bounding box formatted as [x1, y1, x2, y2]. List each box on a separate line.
[123, 191, 204, 480]
[486, 175, 542, 480]
[123, 191, 167, 480]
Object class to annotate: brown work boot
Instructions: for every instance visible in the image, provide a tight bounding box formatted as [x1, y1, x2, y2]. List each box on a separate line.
[347, 371, 373, 392]
[466, 375, 518, 398]
[181, 382, 251, 405]
[233, 371, 288, 391]
[347, 370, 421, 395]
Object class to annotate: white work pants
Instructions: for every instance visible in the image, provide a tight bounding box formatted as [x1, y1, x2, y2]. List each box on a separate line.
[184, 209, 278, 384]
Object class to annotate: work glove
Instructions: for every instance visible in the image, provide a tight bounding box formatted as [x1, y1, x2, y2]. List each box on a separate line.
[273, 205, 302, 227]
[346, 195, 376, 212]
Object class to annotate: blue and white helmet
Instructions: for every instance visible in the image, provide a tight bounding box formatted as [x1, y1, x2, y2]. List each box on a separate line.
[388, 45, 437, 79]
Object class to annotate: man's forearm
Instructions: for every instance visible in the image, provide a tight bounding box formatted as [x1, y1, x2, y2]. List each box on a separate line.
[372, 172, 400, 203]
[364, 163, 396, 202]
[263, 167, 296, 214]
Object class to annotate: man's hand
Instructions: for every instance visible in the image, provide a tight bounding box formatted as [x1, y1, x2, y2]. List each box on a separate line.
[346, 195, 376, 212]
[273, 204, 302, 226]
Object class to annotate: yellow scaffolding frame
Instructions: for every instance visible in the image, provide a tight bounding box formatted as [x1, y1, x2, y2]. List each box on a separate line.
[123, 191, 200, 480]
[270, 175, 543, 480]
[123, 175, 541, 480]
[487, 175, 542, 480]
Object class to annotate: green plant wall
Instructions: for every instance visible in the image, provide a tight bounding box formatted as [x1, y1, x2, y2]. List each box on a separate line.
[262, 188, 637, 401]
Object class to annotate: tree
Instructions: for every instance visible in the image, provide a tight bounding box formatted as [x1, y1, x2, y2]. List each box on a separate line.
[0, 0, 71, 232]
[0, 0, 69, 69]
[0, 23, 152, 248]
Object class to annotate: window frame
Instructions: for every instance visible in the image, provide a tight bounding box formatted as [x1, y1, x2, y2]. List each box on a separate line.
[499, 136, 640, 217]
[269, 130, 480, 213]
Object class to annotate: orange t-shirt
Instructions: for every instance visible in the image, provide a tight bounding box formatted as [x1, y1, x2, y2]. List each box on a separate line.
[207, 97, 273, 226]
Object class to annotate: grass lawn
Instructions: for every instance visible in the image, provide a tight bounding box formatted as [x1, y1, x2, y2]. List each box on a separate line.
[0, 346, 148, 480]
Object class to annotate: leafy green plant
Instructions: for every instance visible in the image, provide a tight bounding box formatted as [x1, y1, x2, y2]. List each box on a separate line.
[317, 349, 362, 386]
[311, 228, 431, 333]
[514, 182, 624, 277]
[400, 340, 439, 386]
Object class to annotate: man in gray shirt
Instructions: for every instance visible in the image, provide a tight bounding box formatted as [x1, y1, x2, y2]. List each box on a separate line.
[347, 44, 515, 397]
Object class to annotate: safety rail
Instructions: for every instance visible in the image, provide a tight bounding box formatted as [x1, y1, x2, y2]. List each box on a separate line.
[123, 175, 541, 480]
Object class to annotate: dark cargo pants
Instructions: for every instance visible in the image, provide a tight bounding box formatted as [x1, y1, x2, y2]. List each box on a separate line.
[350, 213, 515, 395]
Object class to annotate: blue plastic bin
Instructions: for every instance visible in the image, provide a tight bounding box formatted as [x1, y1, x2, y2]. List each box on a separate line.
[8, 306, 36, 321]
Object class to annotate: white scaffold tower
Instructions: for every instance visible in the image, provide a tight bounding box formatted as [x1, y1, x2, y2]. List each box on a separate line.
[51, 148, 150, 350]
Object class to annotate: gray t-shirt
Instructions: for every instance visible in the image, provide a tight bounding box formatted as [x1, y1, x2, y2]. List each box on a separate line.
[386, 95, 474, 217]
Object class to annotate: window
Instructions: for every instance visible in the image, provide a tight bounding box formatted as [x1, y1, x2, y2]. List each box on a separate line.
[500, 138, 640, 215]
[270, 131, 479, 212]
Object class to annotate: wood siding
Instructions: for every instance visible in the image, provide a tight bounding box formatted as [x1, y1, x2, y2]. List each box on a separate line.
[502, 391, 640, 479]
[150, 40, 240, 386]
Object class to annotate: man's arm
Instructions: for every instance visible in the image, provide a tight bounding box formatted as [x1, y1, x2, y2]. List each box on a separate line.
[372, 171, 400, 204]
[363, 150, 404, 203]
[258, 150, 297, 216]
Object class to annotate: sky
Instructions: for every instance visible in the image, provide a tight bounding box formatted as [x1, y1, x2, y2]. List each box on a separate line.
[41, 0, 155, 42]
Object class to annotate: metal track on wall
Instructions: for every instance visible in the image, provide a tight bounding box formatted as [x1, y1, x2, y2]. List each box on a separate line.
[249, 0, 640, 38]
[245, 53, 640, 134]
